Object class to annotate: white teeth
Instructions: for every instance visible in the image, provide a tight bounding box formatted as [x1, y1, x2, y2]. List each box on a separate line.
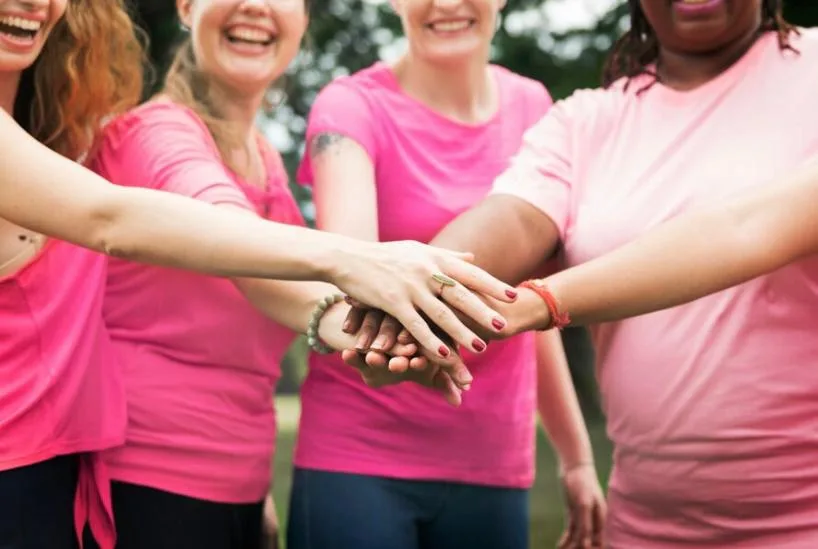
[226, 27, 273, 44]
[0, 16, 42, 32]
[431, 21, 471, 32]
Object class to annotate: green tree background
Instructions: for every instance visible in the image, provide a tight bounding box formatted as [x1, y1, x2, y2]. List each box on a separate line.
[129, 0, 818, 408]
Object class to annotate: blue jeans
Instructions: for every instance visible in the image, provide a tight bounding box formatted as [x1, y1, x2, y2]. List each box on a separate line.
[287, 468, 529, 549]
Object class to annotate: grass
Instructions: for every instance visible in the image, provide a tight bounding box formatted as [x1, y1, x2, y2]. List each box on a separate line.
[271, 395, 613, 547]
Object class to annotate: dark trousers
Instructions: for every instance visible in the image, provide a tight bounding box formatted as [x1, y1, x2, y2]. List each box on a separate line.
[287, 468, 529, 549]
[0, 454, 81, 549]
[86, 481, 265, 549]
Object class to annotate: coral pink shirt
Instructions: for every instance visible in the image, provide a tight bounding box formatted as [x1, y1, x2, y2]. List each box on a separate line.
[492, 30, 818, 547]
[296, 63, 551, 488]
[91, 101, 302, 503]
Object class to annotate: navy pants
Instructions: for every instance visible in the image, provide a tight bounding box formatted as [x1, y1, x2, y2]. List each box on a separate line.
[0, 454, 81, 549]
[287, 468, 529, 549]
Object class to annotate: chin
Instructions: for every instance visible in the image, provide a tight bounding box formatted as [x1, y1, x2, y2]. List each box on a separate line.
[0, 55, 38, 75]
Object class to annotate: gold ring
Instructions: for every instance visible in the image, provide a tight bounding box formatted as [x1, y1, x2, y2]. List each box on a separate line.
[431, 272, 457, 296]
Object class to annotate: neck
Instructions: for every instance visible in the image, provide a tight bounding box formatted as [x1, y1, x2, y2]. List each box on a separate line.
[211, 82, 265, 144]
[0, 71, 22, 115]
[657, 26, 763, 91]
[395, 49, 495, 124]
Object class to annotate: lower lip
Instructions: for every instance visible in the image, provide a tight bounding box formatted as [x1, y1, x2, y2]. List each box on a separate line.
[0, 30, 38, 52]
[672, 0, 724, 16]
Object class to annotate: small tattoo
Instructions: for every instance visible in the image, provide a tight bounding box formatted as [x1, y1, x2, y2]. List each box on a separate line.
[310, 133, 346, 158]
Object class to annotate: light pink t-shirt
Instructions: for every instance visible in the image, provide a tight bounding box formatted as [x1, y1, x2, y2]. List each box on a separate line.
[91, 101, 302, 503]
[493, 30, 818, 547]
[296, 63, 551, 488]
[0, 239, 123, 546]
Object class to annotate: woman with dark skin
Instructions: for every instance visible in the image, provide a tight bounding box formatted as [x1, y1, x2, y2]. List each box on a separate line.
[348, 1, 818, 546]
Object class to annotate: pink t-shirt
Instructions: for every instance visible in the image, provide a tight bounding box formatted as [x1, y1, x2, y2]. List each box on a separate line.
[296, 63, 551, 488]
[0, 239, 123, 546]
[493, 30, 818, 547]
[91, 101, 302, 503]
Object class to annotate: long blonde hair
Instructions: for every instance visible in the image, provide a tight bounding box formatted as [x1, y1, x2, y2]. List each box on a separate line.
[14, 0, 145, 161]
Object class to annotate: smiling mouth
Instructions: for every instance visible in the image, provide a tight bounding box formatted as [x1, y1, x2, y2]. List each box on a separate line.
[225, 27, 276, 47]
[427, 20, 476, 33]
[0, 15, 42, 41]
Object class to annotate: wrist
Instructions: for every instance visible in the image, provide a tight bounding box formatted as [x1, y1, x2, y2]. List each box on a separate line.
[508, 288, 552, 334]
[307, 293, 346, 353]
[309, 233, 352, 284]
[558, 458, 595, 478]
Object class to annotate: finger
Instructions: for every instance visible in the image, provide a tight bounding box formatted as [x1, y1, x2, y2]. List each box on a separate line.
[438, 254, 519, 303]
[340, 349, 367, 370]
[388, 341, 418, 357]
[565, 512, 580, 549]
[417, 343, 473, 388]
[387, 355, 411, 373]
[441, 284, 508, 336]
[389, 305, 469, 374]
[343, 295, 367, 309]
[409, 355, 430, 371]
[432, 371, 462, 407]
[370, 315, 401, 352]
[592, 501, 606, 547]
[397, 328, 414, 345]
[364, 351, 389, 369]
[577, 503, 593, 549]
[355, 310, 385, 351]
[342, 305, 367, 334]
[414, 292, 487, 354]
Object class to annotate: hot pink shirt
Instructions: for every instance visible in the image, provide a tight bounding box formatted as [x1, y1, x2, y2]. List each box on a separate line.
[296, 63, 551, 488]
[493, 30, 818, 547]
[0, 239, 123, 546]
[91, 101, 302, 503]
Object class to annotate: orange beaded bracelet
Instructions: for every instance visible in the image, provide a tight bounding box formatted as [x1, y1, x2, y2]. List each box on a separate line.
[519, 279, 571, 331]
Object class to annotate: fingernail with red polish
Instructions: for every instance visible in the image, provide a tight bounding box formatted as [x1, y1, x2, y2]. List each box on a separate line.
[506, 289, 518, 299]
[472, 339, 486, 352]
[438, 345, 450, 357]
[492, 317, 506, 331]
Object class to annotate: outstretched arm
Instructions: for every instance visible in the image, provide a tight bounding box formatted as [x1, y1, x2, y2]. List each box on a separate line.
[514, 162, 818, 330]
[0, 110, 518, 358]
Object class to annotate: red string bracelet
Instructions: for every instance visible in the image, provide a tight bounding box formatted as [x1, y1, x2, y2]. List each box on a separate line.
[519, 280, 571, 331]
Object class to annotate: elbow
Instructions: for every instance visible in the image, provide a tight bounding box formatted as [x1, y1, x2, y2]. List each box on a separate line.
[85, 190, 137, 261]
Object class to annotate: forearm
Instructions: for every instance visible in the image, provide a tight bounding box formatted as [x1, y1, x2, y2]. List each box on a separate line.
[431, 195, 560, 284]
[546, 165, 818, 326]
[535, 330, 594, 471]
[235, 278, 340, 333]
[0, 123, 351, 281]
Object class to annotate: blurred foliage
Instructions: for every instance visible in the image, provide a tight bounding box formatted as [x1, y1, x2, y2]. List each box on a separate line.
[129, 0, 818, 403]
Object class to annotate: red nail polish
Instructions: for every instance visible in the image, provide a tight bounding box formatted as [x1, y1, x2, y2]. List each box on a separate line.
[506, 289, 518, 299]
[472, 339, 486, 352]
[492, 318, 505, 331]
[438, 345, 450, 357]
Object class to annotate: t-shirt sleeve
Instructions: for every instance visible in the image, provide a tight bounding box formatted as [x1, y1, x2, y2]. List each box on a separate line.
[93, 103, 253, 210]
[529, 81, 554, 121]
[296, 80, 378, 186]
[490, 97, 574, 239]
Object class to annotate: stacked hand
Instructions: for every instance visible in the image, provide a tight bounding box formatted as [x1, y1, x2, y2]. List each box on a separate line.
[333, 291, 521, 405]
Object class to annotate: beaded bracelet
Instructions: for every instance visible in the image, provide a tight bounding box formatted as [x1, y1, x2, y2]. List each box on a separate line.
[306, 293, 345, 354]
[519, 279, 571, 331]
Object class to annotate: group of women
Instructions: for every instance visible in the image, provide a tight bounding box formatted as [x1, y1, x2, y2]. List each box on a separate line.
[3, 0, 818, 548]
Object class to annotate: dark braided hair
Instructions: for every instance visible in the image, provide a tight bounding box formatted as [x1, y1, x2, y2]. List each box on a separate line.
[602, 0, 799, 89]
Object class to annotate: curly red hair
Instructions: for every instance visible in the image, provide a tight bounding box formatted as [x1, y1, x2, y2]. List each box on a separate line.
[13, 0, 145, 161]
